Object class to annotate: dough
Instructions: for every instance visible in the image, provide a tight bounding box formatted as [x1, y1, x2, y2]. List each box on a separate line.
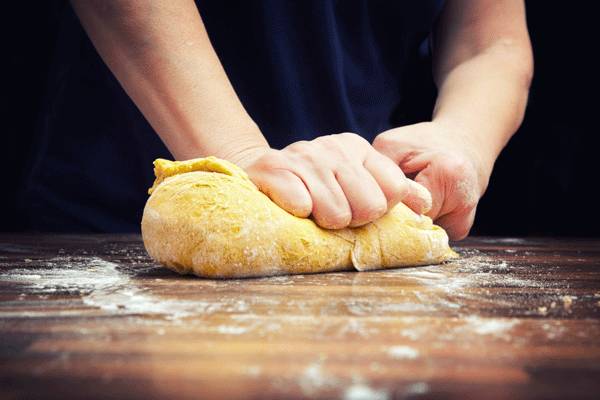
[141, 157, 458, 278]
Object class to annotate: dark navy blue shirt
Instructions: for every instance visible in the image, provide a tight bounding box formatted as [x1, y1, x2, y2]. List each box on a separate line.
[21, 0, 444, 232]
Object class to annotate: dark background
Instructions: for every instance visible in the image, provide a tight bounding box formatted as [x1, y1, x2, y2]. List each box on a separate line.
[2, 1, 598, 236]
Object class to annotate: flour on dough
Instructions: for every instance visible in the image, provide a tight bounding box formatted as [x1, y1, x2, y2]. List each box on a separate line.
[141, 157, 457, 278]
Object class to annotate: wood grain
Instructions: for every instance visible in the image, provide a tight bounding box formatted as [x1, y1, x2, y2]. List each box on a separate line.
[0, 235, 599, 399]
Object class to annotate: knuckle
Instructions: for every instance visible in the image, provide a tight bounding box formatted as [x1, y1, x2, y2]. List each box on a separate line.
[285, 145, 324, 167]
[285, 141, 313, 159]
[318, 132, 369, 152]
[313, 134, 334, 145]
[372, 132, 393, 149]
[314, 135, 341, 151]
[338, 132, 367, 143]
[285, 140, 311, 153]
[333, 163, 360, 178]
[254, 150, 287, 170]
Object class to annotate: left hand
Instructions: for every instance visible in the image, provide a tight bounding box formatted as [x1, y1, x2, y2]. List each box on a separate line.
[373, 121, 493, 240]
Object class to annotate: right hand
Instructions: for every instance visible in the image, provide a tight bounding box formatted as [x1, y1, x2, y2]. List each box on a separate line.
[229, 133, 432, 229]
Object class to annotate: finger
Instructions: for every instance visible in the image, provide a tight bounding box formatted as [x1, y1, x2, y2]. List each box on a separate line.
[335, 164, 387, 227]
[404, 179, 433, 215]
[300, 169, 352, 229]
[250, 169, 313, 218]
[366, 151, 431, 215]
[372, 129, 429, 172]
[383, 166, 434, 215]
[435, 206, 477, 241]
[363, 152, 410, 209]
[414, 167, 444, 219]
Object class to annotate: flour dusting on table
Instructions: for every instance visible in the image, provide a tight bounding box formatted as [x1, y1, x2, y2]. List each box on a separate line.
[0, 256, 245, 319]
[386, 345, 420, 359]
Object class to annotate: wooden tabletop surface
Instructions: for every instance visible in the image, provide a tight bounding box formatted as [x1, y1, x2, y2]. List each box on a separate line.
[0, 235, 599, 399]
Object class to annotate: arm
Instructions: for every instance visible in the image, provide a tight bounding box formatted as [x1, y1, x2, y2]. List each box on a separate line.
[71, 0, 267, 162]
[374, 0, 533, 239]
[431, 0, 533, 182]
[72, 0, 429, 229]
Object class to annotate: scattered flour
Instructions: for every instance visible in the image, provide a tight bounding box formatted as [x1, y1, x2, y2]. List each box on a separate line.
[244, 366, 262, 377]
[295, 358, 391, 399]
[464, 316, 519, 336]
[298, 360, 338, 396]
[542, 322, 568, 340]
[0, 256, 245, 320]
[215, 325, 249, 335]
[386, 345, 419, 360]
[561, 295, 575, 310]
[403, 382, 430, 396]
[478, 238, 527, 244]
[343, 384, 388, 400]
[377, 249, 557, 319]
[337, 318, 373, 338]
[345, 299, 439, 316]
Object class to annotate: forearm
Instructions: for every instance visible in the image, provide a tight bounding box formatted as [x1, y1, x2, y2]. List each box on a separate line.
[429, 0, 533, 187]
[432, 44, 532, 177]
[71, 0, 268, 161]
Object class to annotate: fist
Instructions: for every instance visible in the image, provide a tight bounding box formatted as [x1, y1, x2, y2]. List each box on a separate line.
[232, 133, 431, 229]
[373, 122, 491, 240]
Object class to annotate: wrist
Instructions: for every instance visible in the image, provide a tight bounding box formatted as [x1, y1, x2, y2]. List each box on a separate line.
[175, 121, 270, 168]
[222, 144, 271, 169]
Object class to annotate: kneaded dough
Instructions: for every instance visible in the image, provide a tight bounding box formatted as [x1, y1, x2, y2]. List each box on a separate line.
[141, 157, 457, 278]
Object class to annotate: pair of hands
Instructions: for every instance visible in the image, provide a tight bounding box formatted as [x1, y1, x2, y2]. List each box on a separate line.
[232, 121, 490, 240]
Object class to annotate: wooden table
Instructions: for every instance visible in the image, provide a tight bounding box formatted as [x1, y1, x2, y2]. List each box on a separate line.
[1, 235, 599, 399]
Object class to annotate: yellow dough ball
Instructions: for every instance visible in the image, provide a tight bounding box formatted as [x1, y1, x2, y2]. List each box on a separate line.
[141, 157, 457, 278]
